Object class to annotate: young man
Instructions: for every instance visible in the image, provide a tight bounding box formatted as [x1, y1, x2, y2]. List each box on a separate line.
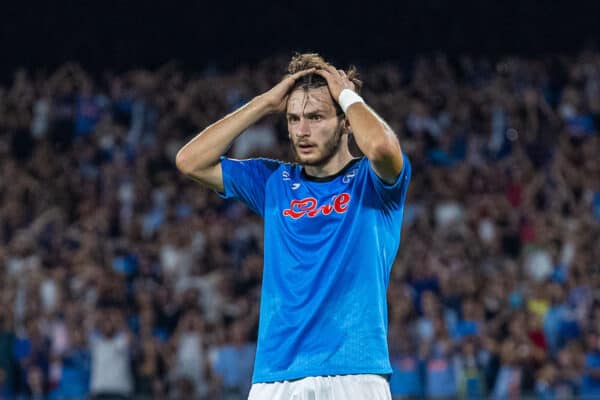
[176, 53, 411, 400]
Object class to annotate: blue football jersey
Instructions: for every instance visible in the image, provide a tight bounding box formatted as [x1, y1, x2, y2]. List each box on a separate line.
[219, 155, 411, 383]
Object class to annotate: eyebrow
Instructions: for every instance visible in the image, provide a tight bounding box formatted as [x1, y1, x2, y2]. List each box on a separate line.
[286, 110, 326, 118]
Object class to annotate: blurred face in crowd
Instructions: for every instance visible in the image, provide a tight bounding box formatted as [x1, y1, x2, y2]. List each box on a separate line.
[421, 290, 438, 317]
[286, 86, 347, 167]
[557, 348, 574, 368]
[180, 309, 203, 332]
[230, 320, 247, 344]
[586, 332, 599, 351]
[100, 309, 120, 337]
[463, 339, 476, 356]
[500, 340, 518, 365]
[71, 325, 86, 348]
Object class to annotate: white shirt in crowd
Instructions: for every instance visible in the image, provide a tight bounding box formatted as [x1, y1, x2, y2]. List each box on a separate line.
[173, 332, 208, 397]
[90, 332, 133, 395]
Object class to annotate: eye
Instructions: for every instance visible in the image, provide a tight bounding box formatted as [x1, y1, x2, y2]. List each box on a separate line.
[287, 115, 299, 123]
[309, 114, 322, 121]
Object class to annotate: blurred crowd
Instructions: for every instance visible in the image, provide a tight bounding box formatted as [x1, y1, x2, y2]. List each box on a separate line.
[0, 52, 599, 399]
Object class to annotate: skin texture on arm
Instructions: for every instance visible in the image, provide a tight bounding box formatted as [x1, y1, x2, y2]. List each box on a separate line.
[314, 65, 404, 184]
[175, 99, 268, 193]
[175, 68, 316, 192]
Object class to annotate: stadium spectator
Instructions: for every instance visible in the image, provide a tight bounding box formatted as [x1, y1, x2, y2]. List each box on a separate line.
[210, 319, 256, 400]
[169, 308, 210, 398]
[89, 308, 134, 399]
[0, 310, 17, 398]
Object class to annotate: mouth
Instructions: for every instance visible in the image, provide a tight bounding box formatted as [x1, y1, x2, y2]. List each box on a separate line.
[297, 143, 316, 154]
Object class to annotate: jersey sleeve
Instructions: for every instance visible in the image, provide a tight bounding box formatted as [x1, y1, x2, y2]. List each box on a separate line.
[219, 156, 282, 217]
[365, 155, 412, 209]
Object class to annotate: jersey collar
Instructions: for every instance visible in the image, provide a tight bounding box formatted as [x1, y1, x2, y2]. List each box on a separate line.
[301, 157, 362, 182]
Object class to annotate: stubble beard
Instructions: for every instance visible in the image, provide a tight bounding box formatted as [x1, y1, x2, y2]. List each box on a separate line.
[290, 123, 344, 167]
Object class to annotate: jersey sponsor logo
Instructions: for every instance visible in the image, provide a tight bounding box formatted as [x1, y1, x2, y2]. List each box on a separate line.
[282, 193, 351, 219]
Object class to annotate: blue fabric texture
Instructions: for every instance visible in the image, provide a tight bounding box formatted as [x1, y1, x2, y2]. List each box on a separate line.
[220, 155, 411, 383]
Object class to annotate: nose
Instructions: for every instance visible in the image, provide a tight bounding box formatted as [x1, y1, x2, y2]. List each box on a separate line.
[296, 118, 310, 137]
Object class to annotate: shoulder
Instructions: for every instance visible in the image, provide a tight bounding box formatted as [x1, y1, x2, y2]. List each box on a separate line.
[220, 157, 288, 180]
[253, 157, 288, 170]
[221, 156, 285, 168]
[267, 159, 300, 181]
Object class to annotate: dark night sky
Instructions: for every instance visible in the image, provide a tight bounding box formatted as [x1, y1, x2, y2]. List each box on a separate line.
[2, 0, 600, 78]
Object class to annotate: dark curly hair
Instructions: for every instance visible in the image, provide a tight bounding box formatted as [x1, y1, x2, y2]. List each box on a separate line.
[286, 53, 363, 115]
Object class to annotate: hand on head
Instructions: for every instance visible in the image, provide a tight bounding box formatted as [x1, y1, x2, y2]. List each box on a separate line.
[260, 68, 316, 113]
[312, 64, 357, 102]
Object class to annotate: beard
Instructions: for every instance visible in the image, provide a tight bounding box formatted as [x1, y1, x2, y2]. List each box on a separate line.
[290, 123, 344, 167]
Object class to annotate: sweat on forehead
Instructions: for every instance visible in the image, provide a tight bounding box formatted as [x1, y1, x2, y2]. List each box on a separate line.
[287, 87, 335, 112]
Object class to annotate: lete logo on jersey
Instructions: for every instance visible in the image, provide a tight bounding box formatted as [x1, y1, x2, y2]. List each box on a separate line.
[282, 193, 351, 219]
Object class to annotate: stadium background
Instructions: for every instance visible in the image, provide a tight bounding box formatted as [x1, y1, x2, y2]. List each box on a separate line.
[1, 1, 600, 399]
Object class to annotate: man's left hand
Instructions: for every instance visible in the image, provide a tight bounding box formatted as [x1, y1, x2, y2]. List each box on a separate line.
[314, 65, 356, 103]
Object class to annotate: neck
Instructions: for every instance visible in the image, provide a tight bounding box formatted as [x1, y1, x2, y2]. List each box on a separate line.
[303, 146, 354, 178]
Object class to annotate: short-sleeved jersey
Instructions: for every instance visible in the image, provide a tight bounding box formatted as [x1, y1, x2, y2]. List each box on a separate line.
[219, 155, 412, 383]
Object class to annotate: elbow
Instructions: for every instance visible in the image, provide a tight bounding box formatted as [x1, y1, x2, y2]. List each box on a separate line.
[371, 142, 396, 161]
[176, 148, 217, 177]
[175, 149, 193, 175]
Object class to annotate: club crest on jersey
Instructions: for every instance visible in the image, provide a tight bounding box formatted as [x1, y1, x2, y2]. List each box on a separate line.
[342, 168, 358, 184]
[282, 193, 351, 219]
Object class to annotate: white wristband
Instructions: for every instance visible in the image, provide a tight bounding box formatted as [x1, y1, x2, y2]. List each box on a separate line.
[338, 89, 364, 114]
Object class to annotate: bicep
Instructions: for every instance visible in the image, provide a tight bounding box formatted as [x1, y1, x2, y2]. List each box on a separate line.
[185, 163, 224, 193]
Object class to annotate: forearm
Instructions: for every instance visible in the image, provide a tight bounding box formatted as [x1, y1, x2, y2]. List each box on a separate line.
[176, 96, 270, 174]
[312, 65, 403, 179]
[346, 103, 399, 158]
[175, 67, 315, 191]
[346, 102, 404, 181]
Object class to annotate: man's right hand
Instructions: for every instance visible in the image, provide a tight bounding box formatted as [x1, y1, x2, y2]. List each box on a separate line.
[258, 68, 316, 113]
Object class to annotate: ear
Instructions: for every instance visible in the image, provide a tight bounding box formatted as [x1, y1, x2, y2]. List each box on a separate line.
[342, 117, 351, 134]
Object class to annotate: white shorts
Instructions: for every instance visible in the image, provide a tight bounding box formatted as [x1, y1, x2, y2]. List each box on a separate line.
[248, 374, 391, 400]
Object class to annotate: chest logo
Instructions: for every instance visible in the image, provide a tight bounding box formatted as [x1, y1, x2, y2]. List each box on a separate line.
[282, 193, 351, 219]
[342, 168, 358, 184]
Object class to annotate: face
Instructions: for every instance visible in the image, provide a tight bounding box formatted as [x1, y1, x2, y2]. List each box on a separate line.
[286, 87, 345, 167]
